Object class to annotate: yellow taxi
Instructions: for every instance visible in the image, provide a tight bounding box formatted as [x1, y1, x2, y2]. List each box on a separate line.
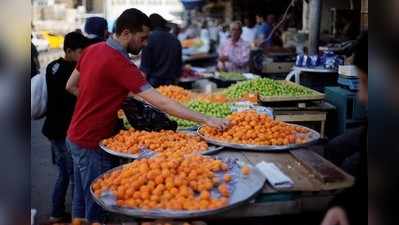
[41, 31, 64, 49]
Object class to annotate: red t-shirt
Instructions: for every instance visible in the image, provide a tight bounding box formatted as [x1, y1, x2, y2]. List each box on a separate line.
[67, 42, 152, 149]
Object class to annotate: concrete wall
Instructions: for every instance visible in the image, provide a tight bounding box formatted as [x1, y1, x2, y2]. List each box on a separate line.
[320, 0, 351, 33]
[86, 0, 104, 13]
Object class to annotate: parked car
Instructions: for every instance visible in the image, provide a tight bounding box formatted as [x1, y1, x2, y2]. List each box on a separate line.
[41, 31, 64, 49]
[32, 32, 49, 52]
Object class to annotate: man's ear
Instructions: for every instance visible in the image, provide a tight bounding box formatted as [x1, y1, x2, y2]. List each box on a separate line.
[65, 48, 72, 54]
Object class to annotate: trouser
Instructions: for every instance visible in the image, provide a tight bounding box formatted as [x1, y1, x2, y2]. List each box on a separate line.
[66, 138, 118, 223]
[50, 139, 73, 218]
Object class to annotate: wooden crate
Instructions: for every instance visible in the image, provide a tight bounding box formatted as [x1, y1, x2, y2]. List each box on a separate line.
[274, 111, 327, 137]
[259, 80, 325, 103]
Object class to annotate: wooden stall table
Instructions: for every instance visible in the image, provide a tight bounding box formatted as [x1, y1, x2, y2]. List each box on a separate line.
[256, 81, 334, 137]
[270, 102, 336, 138]
[206, 148, 354, 219]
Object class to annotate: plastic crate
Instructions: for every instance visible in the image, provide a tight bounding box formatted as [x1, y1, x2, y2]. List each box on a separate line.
[325, 86, 367, 137]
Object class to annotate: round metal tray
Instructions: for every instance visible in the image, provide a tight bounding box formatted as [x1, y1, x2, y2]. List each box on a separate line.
[197, 125, 321, 151]
[100, 143, 224, 159]
[100, 130, 224, 159]
[90, 156, 266, 219]
[176, 125, 200, 132]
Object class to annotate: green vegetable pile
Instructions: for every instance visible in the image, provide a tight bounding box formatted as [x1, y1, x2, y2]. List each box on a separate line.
[224, 78, 315, 99]
[219, 72, 246, 81]
[172, 101, 232, 128]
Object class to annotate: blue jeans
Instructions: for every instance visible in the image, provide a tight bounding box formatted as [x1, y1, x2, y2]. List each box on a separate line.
[50, 139, 74, 218]
[66, 139, 118, 223]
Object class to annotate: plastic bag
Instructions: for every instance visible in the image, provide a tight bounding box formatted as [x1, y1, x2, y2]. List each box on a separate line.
[121, 97, 177, 131]
[31, 73, 47, 120]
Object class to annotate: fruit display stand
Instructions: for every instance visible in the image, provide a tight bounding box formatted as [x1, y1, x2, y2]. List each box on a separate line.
[259, 80, 325, 103]
[198, 125, 321, 151]
[91, 154, 267, 219]
[90, 149, 353, 222]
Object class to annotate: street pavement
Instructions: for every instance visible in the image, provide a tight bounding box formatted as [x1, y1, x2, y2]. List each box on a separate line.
[31, 119, 72, 224]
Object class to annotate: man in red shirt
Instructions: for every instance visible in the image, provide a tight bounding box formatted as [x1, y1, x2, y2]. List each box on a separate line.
[65, 8, 228, 223]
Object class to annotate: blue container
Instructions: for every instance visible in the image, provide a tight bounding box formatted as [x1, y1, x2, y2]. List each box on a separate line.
[310, 55, 320, 67]
[302, 55, 312, 67]
[295, 54, 304, 67]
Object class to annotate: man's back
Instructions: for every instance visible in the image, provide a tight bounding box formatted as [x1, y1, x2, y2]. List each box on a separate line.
[42, 58, 76, 139]
[140, 29, 182, 87]
[67, 41, 150, 149]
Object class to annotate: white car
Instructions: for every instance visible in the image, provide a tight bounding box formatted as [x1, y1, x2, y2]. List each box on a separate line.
[32, 32, 49, 52]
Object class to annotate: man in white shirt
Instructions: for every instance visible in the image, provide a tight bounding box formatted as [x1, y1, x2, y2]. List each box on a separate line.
[241, 17, 257, 45]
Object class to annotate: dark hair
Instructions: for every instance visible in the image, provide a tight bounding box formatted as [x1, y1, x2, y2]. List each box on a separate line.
[353, 31, 368, 74]
[255, 12, 264, 18]
[149, 13, 167, 29]
[63, 31, 88, 52]
[84, 17, 108, 37]
[115, 8, 151, 35]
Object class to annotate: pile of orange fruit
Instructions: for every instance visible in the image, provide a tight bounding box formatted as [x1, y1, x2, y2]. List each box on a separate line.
[102, 128, 208, 155]
[200, 110, 310, 145]
[157, 85, 193, 103]
[195, 94, 230, 104]
[92, 153, 232, 211]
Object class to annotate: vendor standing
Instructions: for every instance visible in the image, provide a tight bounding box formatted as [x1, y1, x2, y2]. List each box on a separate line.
[140, 13, 182, 87]
[217, 21, 251, 72]
[65, 8, 228, 223]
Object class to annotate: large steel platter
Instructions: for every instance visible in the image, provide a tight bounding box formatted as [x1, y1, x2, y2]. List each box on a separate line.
[90, 156, 266, 218]
[100, 131, 224, 159]
[100, 143, 224, 159]
[197, 125, 321, 151]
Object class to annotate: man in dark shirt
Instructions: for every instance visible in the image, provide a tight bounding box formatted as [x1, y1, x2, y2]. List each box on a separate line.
[41, 31, 88, 223]
[140, 13, 182, 87]
[31, 40, 40, 78]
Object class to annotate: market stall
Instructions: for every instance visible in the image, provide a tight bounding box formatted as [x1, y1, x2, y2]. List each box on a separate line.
[88, 105, 353, 222]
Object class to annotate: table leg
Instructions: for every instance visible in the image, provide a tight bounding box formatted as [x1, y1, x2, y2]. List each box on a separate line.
[285, 70, 296, 82]
[321, 120, 326, 138]
[295, 70, 301, 84]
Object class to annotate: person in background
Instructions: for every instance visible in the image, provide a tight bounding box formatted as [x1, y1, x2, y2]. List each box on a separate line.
[65, 9, 228, 223]
[254, 13, 267, 46]
[197, 20, 211, 53]
[84, 17, 109, 45]
[31, 39, 40, 78]
[42, 31, 88, 223]
[321, 32, 367, 225]
[140, 13, 183, 87]
[208, 19, 219, 44]
[218, 24, 230, 47]
[217, 21, 251, 72]
[241, 16, 257, 46]
[255, 13, 275, 47]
